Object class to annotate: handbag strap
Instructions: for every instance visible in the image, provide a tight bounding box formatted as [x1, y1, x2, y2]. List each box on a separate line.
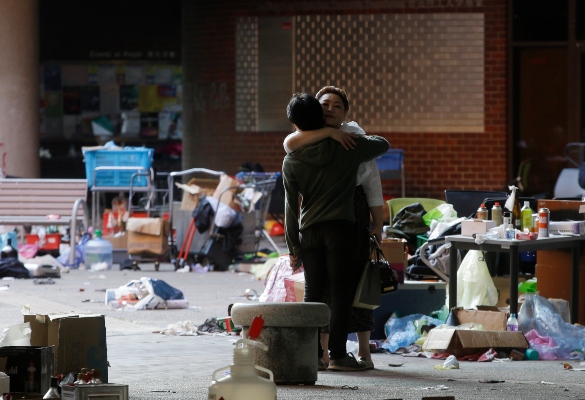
[370, 236, 388, 263]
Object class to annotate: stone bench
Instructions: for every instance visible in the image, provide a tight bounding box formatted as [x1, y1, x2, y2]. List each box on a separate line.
[231, 302, 330, 385]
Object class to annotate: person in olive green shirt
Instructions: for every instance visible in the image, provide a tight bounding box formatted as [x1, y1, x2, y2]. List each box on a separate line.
[282, 92, 389, 371]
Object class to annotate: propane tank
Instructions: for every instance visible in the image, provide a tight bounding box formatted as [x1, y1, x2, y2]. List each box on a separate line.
[208, 315, 276, 400]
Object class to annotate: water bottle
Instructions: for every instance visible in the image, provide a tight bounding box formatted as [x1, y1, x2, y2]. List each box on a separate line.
[521, 201, 533, 231]
[84, 229, 113, 271]
[507, 313, 519, 332]
[476, 204, 488, 220]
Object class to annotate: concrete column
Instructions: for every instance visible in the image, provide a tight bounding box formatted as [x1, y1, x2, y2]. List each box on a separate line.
[0, 0, 39, 178]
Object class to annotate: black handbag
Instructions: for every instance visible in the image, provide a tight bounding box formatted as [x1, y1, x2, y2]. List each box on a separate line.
[372, 236, 399, 295]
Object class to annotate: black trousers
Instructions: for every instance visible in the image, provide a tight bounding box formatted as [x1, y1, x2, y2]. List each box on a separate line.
[301, 220, 355, 360]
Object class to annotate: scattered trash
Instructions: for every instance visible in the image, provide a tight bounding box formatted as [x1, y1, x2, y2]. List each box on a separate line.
[341, 385, 358, 390]
[192, 263, 209, 273]
[420, 385, 449, 390]
[105, 277, 188, 310]
[198, 318, 225, 334]
[478, 348, 498, 362]
[388, 363, 403, 367]
[80, 288, 85, 291]
[541, 381, 555, 385]
[434, 355, 459, 370]
[176, 265, 190, 273]
[159, 320, 199, 336]
[562, 363, 573, 370]
[0, 322, 31, 346]
[244, 288, 258, 301]
[33, 278, 55, 285]
[479, 379, 505, 383]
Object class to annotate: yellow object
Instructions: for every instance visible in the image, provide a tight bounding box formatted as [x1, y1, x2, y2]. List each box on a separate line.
[264, 220, 277, 232]
[387, 198, 445, 223]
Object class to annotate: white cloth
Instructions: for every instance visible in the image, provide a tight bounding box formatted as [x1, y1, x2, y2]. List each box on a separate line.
[283, 122, 384, 207]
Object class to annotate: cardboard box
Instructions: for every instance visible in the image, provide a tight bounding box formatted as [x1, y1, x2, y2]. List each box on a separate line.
[23, 313, 108, 383]
[104, 234, 127, 249]
[284, 273, 305, 302]
[61, 384, 128, 400]
[422, 328, 529, 357]
[549, 220, 585, 235]
[0, 346, 54, 394]
[380, 238, 407, 282]
[455, 306, 507, 331]
[213, 174, 240, 209]
[176, 177, 219, 211]
[461, 219, 496, 236]
[126, 218, 170, 255]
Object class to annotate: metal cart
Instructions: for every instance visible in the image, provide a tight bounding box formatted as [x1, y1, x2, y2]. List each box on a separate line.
[234, 171, 281, 256]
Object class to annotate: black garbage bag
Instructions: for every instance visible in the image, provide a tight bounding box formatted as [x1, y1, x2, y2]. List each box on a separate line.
[386, 203, 429, 254]
[0, 258, 30, 279]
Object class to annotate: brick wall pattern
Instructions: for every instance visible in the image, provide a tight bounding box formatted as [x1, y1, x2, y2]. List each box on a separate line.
[294, 13, 484, 133]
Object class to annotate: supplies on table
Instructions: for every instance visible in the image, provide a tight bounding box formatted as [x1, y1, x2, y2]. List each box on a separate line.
[105, 277, 188, 310]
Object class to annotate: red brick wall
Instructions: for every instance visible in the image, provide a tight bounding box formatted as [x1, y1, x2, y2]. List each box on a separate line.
[183, 0, 508, 201]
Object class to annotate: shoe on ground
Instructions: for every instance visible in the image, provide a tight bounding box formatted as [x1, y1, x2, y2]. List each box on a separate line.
[318, 359, 326, 371]
[327, 353, 367, 371]
[359, 357, 374, 370]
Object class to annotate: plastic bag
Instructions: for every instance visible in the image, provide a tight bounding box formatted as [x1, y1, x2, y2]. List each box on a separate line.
[258, 255, 303, 303]
[382, 313, 444, 353]
[518, 278, 537, 294]
[57, 233, 91, 268]
[422, 204, 457, 227]
[518, 294, 585, 360]
[454, 250, 498, 308]
[0, 322, 31, 347]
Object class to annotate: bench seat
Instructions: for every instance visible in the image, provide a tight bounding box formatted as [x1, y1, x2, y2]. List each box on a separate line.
[0, 178, 89, 265]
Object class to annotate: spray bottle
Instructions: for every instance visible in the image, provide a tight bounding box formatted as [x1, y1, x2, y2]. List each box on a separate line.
[208, 315, 276, 400]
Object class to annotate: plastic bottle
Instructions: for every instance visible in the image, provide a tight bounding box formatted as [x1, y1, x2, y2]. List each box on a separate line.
[521, 201, 533, 231]
[0, 238, 17, 259]
[42, 376, 61, 399]
[525, 348, 539, 360]
[84, 230, 113, 271]
[506, 224, 515, 239]
[507, 313, 519, 332]
[476, 204, 488, 220]
[208, 315, 276, 400]
[491, 202, 503, 226]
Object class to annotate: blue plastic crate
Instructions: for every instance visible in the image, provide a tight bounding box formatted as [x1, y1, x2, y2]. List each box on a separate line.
[83, 148, 154, 187]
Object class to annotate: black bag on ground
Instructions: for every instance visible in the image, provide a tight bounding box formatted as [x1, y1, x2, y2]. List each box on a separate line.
[385, 203, 429, 254]
[0, 258, 30, 279]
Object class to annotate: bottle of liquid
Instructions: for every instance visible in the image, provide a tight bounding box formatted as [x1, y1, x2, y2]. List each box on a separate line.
[208, 315, 276, 400]
[506, 224, 515, 239]
[511, 187, 522, 229]
[42, 376, 61, 399]
[521, 201, 533, 231]
[84, 230, 113, 271]
[502, 211, 511, 227]
[476, 204, 488, 220]
[507, 313, 519, 332]
[491, 202, 503, 226]
[0, 238, 17, 259]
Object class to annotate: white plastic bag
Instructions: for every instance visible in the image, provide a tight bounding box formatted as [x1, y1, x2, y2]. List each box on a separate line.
[455, 250, 498, 308]
[0, 322, 31, 347]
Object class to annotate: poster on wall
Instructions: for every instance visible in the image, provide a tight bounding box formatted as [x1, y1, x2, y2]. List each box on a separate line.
[63, 86, 81, 115]
[140, 112, 158, 138]
[120, 85, 139, 111]
[81, 86, 100, 112]
[43, 65, 62, 91]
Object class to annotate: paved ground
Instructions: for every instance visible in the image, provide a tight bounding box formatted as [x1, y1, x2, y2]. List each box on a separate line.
[2, 239, 585, 399]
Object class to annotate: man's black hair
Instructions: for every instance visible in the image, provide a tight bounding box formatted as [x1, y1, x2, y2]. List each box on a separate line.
[286, 93, 325, 131]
